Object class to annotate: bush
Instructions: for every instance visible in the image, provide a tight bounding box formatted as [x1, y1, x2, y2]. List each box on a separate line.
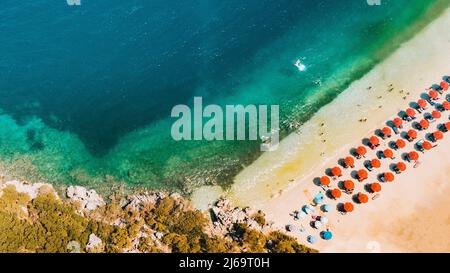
[0, 186, 316, 253]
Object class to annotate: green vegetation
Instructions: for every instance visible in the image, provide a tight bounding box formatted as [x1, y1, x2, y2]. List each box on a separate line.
[0, 184, 316, 253]
[0, 186, 90, 252]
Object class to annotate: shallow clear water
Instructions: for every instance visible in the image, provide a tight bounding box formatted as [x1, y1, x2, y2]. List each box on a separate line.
[0, 0, 447, 193]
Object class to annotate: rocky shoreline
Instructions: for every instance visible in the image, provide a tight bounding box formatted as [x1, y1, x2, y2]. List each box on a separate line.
[0, 179, 315, 253]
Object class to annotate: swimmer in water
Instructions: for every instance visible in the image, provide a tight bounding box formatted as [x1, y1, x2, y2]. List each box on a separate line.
[294, 59, 306, 71]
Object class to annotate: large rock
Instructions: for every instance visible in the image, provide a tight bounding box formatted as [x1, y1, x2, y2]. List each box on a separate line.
[86, 234, 103, 253]
[122, 192, 165, 211]
[209, 198, 271, 237]
[66, 186, 105, 211]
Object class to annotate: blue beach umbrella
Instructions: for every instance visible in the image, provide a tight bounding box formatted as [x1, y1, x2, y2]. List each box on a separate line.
[321, 204, 331, 212]
[319, 216, 328, 224]
[307, 235, 317, 244]
[313, 192, 324, 205]
[321, 231, 333, 240]
[302, 205, 315, 214]
[296, 210, 307, 219]
[313, 220, 323, 229]
[286, 224, 295, 232]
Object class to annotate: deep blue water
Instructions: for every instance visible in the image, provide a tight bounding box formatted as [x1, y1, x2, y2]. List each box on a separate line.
[0, 0, 320, 154]
[0, 0, 446, 191]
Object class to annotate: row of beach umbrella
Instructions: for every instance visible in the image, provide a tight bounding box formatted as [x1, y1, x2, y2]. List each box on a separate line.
[294, 76, 450, 244]
[316, 76, 449, 214]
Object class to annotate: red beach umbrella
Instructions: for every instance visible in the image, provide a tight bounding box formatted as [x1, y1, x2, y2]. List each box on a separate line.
[343, 180, 355, 190]
[406, 108, 416, 117]
[408, 151, 419, 161]
[433, 131, 444, 141]
[417, 99, 427, 108]
[384, 172, 395, 182]
[383, 149, 394, 159]
[440, 81, 449, 90]
[381, 127, 392, 136]
[369, 136, 380, 145]
[395, 139, 406, 149]
[428, 90, 438, 99]
[419, 119, 429, 130]
[370, 158, 381, 168]
[422, 141, 432, 150]
[393, 118, 403, 128]
[356, 146, 367, 157]
[407, 129, 417, 139]
[344, 156, 355, 167]
[331, 166, 342, 177]
[357, 169, 368, 181]
[443, 101, 450, 111]
[358, 193, 369, 204]
[432, 110, 441, 119]
[370, 182, 382, 193]
[396, 162, 407, 172]
[343, 202, 354, 212]
[331, 188, 342, 199]
[320, 176, 331, 186]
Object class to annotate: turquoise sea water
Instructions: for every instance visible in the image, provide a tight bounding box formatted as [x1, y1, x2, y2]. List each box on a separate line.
[0, 0, 448, 193]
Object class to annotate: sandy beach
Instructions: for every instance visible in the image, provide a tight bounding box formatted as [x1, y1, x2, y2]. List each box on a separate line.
[191, 6, 450, 252]
[250, 7, 450, 252]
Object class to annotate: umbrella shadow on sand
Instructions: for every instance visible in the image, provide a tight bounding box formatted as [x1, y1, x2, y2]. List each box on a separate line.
[376, 173, 387, 183]
[411, 121, 421, 130]
[312, 177, 322, 187]
[350, 170, 359, 180]
[351, 194, 361, 203]
[337, 181, 346, 191]
[399, 131, 409, 140]
[397, 110, 407, 120]
[324, 168, 334, 177]
[336, 203, 345, 213]
[438, 123, 448, 133]
[431, 83, 441, 91]
[363, 183, 372, 193]
[419, 92, 429, 100]
[362, 159, 371, 168]
[388, 163, 398, 173]
[408, 101, 420, 109]
[425, 132, 435, 142]
[385, 120, 394, 128]
[388, 140, 398, 150]
[361, 138, 371, 147]
[337, 158, 347, 168]
[374, 129, 384, 138]
[401, 152, 411, 162]
[325, 190, 333, 199]
[376, 150, 386, 159]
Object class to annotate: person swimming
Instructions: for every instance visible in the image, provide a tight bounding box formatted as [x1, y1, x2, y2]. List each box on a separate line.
[294, 59, 306, 71]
